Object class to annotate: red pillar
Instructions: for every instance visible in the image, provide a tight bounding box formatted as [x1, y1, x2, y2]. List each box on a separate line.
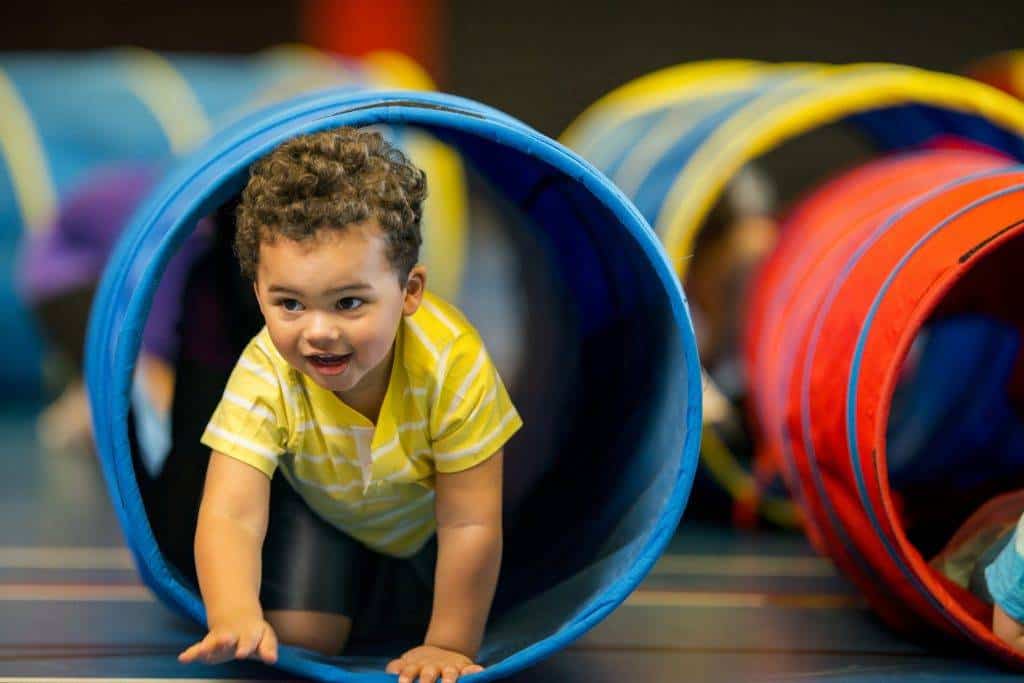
[301, 0, 446, 85]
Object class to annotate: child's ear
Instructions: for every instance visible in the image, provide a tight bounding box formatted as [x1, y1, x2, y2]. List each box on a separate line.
[402, 265, 427, 316]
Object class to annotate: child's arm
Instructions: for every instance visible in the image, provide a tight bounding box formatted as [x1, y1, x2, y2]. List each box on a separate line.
[428, 449, 504, 654]
[987, 515, 1024, 654]
[387, 450, 503, 683]
[178, 451, 279, 665]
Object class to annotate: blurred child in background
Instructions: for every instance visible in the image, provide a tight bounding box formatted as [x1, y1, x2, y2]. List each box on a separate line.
[18, 162, 210, 475]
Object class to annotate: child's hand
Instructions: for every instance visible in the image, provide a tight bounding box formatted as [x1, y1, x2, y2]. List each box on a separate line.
[994, 604, 1024, 653]
[386, 644, 484, 683]
[178, 615, 279, 666]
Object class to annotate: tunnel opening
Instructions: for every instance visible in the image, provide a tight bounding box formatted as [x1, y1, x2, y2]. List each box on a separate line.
[86, 93, 699, 677]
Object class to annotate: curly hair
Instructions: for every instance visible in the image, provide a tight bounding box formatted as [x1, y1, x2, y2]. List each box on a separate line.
[235, 127, 427, 282]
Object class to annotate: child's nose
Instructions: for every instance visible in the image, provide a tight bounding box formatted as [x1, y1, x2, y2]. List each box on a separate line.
[305, 312, 342, 346]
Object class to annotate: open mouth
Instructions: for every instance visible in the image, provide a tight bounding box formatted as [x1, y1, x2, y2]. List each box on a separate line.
[306, 353, 352, 376]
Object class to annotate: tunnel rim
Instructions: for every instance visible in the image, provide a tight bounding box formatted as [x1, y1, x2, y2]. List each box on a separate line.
[846, 182, 1024, 661]
[84, 88, 703, 681]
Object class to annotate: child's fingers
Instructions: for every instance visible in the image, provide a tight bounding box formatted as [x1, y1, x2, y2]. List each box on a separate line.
[235, 630, 261, 660]
[460, 664, 484, 676]
[418, 663, 440, 683]
[386, 658, 406, 674]
[204, 632, 240, 664]
[398, 663, 421, 683]
[177, 640, 205, 663]
[179, 632, 230, 664]
[441, 665, 459, 683]
[257, 624, 279, 664]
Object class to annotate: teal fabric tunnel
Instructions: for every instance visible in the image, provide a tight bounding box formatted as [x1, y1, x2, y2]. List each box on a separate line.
[84, 90, 701, 681]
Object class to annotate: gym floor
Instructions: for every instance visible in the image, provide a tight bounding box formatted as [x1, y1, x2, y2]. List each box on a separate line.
[2, 406, 1020, 682]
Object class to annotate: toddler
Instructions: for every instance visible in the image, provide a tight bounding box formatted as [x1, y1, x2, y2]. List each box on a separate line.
[177, 128, 521, 683]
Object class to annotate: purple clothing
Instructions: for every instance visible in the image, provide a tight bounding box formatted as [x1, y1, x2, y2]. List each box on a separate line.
[18, 162, 211, 363]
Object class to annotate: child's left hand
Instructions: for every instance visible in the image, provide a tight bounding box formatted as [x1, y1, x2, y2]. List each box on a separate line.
[386, 644, 484, 683]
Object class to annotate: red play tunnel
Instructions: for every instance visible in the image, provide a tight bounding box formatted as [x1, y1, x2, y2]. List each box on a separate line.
[744, 148, 1024, 663]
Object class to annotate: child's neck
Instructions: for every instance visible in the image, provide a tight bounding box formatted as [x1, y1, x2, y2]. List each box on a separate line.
[334, 346, 395, 424]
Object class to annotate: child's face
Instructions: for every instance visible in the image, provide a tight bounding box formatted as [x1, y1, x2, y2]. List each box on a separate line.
[253, 220, 425, 397]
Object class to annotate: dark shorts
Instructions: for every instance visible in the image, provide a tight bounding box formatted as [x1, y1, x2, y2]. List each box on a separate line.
[260, 475, 436, 640]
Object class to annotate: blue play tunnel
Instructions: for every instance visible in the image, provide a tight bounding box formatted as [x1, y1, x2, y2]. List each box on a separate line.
[84, 90, 701, 681]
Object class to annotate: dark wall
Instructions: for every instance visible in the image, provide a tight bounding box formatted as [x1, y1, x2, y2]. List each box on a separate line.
[448, 0, 1024, 136]
[1, 1, 300, 53]
[3, 0, 1021, 137]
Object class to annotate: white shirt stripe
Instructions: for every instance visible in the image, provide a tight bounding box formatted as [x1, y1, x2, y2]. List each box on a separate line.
[320, 423, 373, 437]
[405, 318, 439, 359]
[222, 390, 276, 422]
[421, 297, 460, 336]
[453, 349, 487, 400]
[383, 459, 416, 482]
[318, 492, 407, 513]
[292, 472, 363, 495]
[434, 407, 517, 463]
[373, 514, 432, 547]
[254, 337, 307, 413]
[238, 354, 299, 412]
[353, 494, 406, 509]
[432, 341, 455, 405]
[437, 384, 497, 435]
[369, 493, 435, 529]
[254, 336, 274, 357]
[372, 435, 401, 461]
[294, 451, 361, 468]
[205, 424, 279, 463]
[238, 356, 276, 385]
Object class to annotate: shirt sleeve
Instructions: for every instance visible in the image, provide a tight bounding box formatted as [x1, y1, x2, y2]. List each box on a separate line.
[986, 514, 1024, 622]
[200, 337, 289, 478]
[429, 330, 523, 474]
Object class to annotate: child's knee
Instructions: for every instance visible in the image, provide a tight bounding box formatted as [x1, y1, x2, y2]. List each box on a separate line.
[264, 609, 352, 656]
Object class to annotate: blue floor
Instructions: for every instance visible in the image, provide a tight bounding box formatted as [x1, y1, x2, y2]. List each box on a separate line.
[1, 410, 1021, 682]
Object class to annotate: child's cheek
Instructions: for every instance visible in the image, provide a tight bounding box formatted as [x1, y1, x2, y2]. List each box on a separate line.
[360, 328, 391, 365]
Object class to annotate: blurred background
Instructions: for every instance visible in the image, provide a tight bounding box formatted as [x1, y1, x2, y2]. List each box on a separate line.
[3, 0, 1022, 398]
[3, 0, 1022, 137]
[3, 0, 1023, 505]
[3, 0, 1023, 515]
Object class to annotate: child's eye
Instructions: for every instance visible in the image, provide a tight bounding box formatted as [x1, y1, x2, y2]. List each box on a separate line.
[337, 297, 364, 311]
[279, 298, 304, 312]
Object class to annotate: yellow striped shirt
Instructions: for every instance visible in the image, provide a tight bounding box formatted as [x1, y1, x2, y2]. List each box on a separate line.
[200, 292, 522, 557]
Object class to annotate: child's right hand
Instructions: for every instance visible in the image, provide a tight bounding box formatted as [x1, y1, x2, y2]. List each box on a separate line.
[178, 614, 279, 665]
[993, 604, 1024, 653]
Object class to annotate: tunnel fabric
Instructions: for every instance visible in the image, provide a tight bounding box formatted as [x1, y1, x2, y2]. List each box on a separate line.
[745, 149, 1024, 666]
[85, 89, 701, 682]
